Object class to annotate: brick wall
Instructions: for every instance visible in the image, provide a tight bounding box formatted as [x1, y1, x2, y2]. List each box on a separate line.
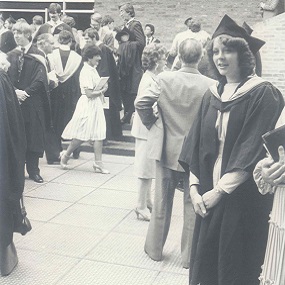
[253, 14, 285, 96]
[93, 0, 264, 49]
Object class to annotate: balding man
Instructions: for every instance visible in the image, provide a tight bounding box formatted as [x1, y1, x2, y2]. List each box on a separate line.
[135, 38, 216, 268]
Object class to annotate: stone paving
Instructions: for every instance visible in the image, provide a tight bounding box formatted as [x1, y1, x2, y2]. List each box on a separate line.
[0, 152, 194, 285]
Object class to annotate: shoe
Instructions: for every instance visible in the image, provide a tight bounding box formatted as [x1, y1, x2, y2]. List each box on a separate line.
[147, 204, 153, 213]
[134, 208, 150, 221]
[29, 174, 44, 183]
[93, 161, 110, 174]
[60, 151, 70, 170]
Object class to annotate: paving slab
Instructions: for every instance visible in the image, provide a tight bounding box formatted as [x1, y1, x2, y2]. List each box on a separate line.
[1, 154, 191, 285]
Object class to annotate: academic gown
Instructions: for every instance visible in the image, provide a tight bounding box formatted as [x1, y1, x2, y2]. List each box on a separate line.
[49, 49, 83, 140]
[179, 77, 284, 285]
[0, 69, 26, 260]
[7, 46, 50, 155]
[97, 42, 122, 139]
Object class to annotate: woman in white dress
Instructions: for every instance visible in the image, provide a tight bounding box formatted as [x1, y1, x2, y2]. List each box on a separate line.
[254, 107, 285, 285]
[60, 44, 109, 174]
[131, 43, 167, 221]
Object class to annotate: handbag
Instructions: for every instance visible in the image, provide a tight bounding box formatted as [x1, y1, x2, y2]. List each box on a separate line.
[13, 197, 32, 235]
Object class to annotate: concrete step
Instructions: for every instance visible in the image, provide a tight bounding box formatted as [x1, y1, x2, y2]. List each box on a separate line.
[62, 127, 135, 157]
[62, 140, 135, 157]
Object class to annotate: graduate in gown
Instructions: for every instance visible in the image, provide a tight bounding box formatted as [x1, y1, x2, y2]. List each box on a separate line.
[47, 30, 83, 160]
[0, 53, 26, 276]
[33, 3, 73, 45]
[178, 15, 284, 285]
[7, 21, 50, 183]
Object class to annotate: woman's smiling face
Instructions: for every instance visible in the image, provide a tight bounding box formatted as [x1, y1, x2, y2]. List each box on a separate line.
[212, 36, 241, 83]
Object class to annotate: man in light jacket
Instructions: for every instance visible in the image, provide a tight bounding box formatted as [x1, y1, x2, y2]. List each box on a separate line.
[135, 38, 216, 268]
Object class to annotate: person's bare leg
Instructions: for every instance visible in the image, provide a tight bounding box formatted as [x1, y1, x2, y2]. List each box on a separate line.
[93, 140, 109, 174]
[61, 139, 83, 167]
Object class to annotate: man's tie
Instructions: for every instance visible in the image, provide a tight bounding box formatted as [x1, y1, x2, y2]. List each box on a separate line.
[147, 38, 150, 45]
[18, 47, 25, 80]
[45, 57, 51, 72]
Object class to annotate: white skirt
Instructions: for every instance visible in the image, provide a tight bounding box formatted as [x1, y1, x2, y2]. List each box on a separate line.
[134, 138, 155, 179]
[259, 186, 285, 285]
[62, 95, 106, 141]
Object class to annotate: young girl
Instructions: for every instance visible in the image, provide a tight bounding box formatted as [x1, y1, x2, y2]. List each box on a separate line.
[60, 44, 109, 174]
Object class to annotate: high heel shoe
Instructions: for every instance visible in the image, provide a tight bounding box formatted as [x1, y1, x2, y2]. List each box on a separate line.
[93, 161, 110, 174]
[134, 208, 150, 221]
[60, 151, 71, 170]
[147, 204, 153, 213]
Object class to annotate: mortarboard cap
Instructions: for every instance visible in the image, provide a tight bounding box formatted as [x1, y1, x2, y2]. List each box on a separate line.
[212, 14, 265, 54]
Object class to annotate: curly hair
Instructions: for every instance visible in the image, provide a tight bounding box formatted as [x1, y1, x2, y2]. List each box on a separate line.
[82, 44, 101, 62]
[141, 43, 167, 71]
[207, 35, 256, 81]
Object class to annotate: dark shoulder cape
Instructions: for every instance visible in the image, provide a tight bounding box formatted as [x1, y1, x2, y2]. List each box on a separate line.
[179, 79, 284, 284]
[179, 80, 284, 193]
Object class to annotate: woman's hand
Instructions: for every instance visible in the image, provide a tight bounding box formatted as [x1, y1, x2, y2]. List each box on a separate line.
[190, 185, 208, 218]
[202, 189, 223, 211]
[262, 146, 285, 185]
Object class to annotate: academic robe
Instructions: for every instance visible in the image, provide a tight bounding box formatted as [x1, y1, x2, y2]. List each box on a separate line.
[179, 77, 284, 285]
[7, 45, 50, 155]
[117, 40, 143, 95]
[97, 42, 122, 139]
[0, 69, 26, 261]
[47, 48, 83, 156]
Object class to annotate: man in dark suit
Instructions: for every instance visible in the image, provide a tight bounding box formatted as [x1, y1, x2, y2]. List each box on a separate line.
[144, 24, 160, 45]
[0, 16, 16, 53]
[118, 2, 145, 124]
[7, 21, 50, 183]
[135, 38, 216, 268]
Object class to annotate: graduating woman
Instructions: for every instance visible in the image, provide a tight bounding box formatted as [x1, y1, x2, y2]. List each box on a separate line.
[179, 15, 284, 285]
[0, 53, 26, 275]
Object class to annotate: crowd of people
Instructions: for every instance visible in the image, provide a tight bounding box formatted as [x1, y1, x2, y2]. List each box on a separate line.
[1, 2, 285, 285]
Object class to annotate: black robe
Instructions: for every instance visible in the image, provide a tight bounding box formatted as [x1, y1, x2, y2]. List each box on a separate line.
[0, 69, 26, 252]
[7, 46, 50, 155]
[51, 50, 83, 137]
[97, 43, 122, 139]
[179, 77, 284, 285]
